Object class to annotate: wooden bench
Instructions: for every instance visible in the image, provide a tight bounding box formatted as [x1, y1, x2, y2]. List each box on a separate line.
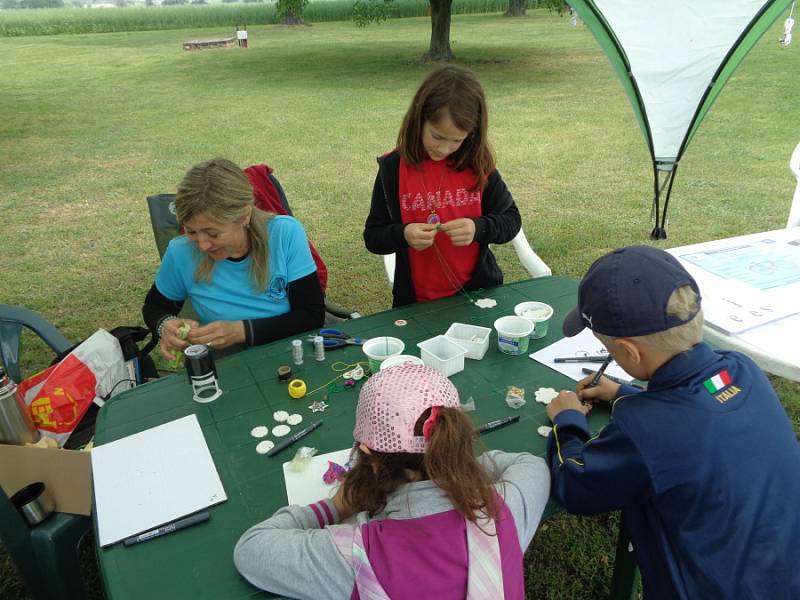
[182, 37, 236, 51]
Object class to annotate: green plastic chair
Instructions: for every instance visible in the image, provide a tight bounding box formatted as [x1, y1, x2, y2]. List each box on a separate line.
[0, 303, 72, 384]
[0, 303, 92, 600]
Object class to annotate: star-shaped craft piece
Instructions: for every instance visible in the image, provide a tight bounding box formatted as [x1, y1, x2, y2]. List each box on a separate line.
[308, 400, 328, 413]
[474, 298, 497, 309]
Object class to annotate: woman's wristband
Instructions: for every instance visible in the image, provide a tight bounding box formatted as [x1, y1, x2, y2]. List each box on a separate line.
[156, 315, 178, 340]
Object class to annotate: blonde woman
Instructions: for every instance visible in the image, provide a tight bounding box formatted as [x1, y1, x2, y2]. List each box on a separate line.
[142, 158, 324, 358]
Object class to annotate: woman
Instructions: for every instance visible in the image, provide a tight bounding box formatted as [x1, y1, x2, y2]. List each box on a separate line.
[142, 158, 325, 359]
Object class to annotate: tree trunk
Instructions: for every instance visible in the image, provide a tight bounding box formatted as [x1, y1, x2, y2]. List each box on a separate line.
[505, 0, 526, 17]
[425, 0, 454, 61]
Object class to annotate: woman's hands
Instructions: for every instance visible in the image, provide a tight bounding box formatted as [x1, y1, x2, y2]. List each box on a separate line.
[187, 320, 246, 350]
[158, 318, 200, 361]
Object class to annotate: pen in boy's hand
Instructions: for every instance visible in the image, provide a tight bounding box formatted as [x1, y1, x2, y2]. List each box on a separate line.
[581, 368, 644, 389]
[587, 355, 614, 389]
[580, 355, 613, 405]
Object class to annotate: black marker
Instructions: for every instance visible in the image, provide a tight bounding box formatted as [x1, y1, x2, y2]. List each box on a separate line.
[553, 356, 609, 363]
[587, 355, 614, 388]
[123, 511, 210, 547]
[267, 421, 323, 457]
[581, 368, 644, 389]
[476, 415, 520, 435]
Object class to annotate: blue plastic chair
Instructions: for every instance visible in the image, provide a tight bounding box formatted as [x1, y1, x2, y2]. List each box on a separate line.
[0, 303, 92, 600]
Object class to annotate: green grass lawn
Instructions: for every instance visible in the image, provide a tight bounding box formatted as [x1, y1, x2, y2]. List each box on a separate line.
[1, 9, 798, 599]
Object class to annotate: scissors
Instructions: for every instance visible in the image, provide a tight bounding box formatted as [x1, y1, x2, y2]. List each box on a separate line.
[308, 328, 364, 350]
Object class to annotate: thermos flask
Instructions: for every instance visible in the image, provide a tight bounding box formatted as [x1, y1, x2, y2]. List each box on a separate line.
[0, 366, 40, 445]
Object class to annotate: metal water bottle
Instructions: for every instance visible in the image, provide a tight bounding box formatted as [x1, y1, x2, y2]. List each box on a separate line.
[0, 366, 40, 445]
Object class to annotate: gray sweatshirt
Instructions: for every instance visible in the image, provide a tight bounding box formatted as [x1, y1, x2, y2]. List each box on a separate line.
[233, 451, 550, 599]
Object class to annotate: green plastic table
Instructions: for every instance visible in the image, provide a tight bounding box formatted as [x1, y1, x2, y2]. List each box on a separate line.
[94, 276, 637, 599]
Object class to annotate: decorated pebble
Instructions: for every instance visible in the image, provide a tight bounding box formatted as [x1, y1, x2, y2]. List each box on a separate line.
[250, 425, 269, 438]
[256, 440, 275, 454]
[537, 426, 553, 438]
[273, 410, 290, 422]
[272, 424, 291, 437]
[286, 414, 303, 426]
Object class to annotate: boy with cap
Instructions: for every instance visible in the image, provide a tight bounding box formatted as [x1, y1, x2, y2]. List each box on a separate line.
[546, 245, 800, 599]
[235, 364, 550, 599]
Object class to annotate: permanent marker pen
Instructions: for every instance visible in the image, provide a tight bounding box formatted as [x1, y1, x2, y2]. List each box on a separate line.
[266, 421, 323, 457]
[123, 511, 210, 547]
[476, 415, 520, 435]
[553, 356, 609, 363]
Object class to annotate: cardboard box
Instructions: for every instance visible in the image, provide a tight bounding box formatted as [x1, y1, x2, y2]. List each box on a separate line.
[0, 443, 92, 516]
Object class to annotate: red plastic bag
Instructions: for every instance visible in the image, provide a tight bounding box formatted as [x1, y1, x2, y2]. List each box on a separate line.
[18, 329, 129, 446]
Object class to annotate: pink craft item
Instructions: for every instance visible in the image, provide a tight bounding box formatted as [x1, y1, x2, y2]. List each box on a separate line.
[353, 363, 459, 453]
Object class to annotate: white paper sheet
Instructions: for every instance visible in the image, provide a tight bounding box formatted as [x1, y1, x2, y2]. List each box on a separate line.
[92, 415, 227, 547]
[529, 328, 633, 384]
[283, 448, 353, 506]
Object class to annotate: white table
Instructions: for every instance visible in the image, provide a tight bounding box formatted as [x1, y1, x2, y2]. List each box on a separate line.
[668, 227, 800, 382]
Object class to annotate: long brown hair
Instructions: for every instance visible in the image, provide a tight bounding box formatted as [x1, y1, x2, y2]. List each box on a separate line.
[341, 407, 497, 523]
[396, 65, 495, 191]
[175, 158, 273, 292]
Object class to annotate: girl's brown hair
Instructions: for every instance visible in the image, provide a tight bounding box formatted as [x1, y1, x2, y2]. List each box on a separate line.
[341, 406, 497, 523]
[397, 65, 495, 191]
[175, 158, 274, 292]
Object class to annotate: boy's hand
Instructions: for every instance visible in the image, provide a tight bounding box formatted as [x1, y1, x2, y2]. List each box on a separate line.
[188, 320, 245, 349]
[439, 218, 476, 246]
[577, 374, 620, 404]
[546, 390, 592, 421]
[404, 223, 438, 250]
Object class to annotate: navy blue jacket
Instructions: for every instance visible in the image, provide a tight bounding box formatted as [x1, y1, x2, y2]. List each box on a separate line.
[547, 342, 800, 599]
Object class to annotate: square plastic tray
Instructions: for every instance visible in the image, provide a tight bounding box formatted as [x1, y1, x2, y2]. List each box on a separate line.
[417, 335, 468, 377]
[444, 323, 491, 360]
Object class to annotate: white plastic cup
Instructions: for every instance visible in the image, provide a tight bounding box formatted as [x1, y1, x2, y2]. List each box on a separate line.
[493, 316, 534, 355]
[379, 354, 425, 371]
[514, 301, 554, 339]
[362, 337, 405, 373]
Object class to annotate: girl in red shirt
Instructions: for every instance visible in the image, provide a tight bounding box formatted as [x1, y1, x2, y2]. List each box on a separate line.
[364, 65, 522, 307]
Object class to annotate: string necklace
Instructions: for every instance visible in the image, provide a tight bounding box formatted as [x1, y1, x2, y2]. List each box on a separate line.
[420, 158, 447, 226]
[418, 159, 477, 303]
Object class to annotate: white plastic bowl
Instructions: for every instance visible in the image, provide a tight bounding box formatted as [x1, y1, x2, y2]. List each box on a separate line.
[362, 337, 405, 373]
[513, 301, 554, 339]
[493, 316, 534, 355]
[379, 354, 425, 371]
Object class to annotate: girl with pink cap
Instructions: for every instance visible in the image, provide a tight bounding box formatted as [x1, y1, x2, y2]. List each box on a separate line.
[234, 364, 550, 599]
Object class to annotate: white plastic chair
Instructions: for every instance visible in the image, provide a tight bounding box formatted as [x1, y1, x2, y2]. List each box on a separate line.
[788, 141, 800, 228]
[383, 228, 551, 286]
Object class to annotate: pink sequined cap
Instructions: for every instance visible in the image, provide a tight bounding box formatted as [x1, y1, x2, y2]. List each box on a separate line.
[353, 363, 460, 453]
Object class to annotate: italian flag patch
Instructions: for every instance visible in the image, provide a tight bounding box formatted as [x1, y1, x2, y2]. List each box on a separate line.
[704, 370, 732, 394]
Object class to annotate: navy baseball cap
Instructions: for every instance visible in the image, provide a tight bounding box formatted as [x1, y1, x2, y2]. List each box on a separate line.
[562, 246, 702, 338]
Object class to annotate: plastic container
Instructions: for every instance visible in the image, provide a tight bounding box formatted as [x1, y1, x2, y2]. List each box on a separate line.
[514, 301, 554, 339]
[493, 316, 534, 355]
[380, 354, 425, 371]
[362, 337, 405, 373]
[417, 335, 468, 377]
[444, 323, 492, 360]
